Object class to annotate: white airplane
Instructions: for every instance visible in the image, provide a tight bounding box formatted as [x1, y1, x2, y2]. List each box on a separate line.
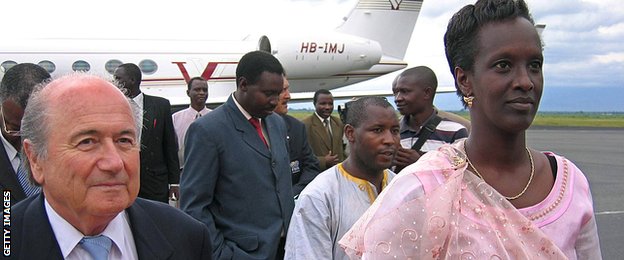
[0, 0, 428, 106]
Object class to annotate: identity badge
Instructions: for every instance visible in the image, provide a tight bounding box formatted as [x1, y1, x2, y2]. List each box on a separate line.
[290, 160, 300, 174]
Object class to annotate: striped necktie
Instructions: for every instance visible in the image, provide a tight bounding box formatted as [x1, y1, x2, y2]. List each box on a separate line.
[129, 99, 143, 140]
[16, 158, 40, 197]
[80, 235, 113, 260]
[249, 118, 267, 147]
[324, 118, 333, 145]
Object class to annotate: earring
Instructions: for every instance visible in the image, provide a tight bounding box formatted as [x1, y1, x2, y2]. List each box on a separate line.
[463, 96, 474, 108]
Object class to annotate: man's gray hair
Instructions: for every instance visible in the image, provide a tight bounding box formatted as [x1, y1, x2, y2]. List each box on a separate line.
[20, 73, 142, 184]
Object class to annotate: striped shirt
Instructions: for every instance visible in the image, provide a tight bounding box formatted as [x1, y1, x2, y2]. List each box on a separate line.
[399, 110, 468, 152]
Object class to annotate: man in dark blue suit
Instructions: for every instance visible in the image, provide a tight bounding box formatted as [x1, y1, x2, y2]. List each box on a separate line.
[0, 63, 50, 205]
[11, 73, 211, 259]
[181, 51, 294, 259]
[114, 63, 180, 203]
[274, 75, 320, 197]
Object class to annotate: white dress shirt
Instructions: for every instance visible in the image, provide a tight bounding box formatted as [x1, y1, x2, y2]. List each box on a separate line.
[132, 93, 144, 140]
[315, 112, 332, 135]
[172, 106, 211, 168]
[45, 199, 139, 260]
[0, 133, 19, 172]
[232, 94, 270, 145]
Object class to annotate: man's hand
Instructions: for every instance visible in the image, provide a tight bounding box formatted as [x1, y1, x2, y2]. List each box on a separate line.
[393, 147, 423, 172]
[324, 151, 340, 168]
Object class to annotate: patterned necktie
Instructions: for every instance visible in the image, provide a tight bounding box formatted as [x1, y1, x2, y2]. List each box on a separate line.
[129, 99, 143, 140]
[249, 118, 267, 147]
[16, 158, 40, 197]
[324, 118, 333, 145]
[80, 235, 112, 260]
[195, 112, 202, 119]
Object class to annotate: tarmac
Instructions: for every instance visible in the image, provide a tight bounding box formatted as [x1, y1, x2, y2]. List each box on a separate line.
[526, 127, 624, 259]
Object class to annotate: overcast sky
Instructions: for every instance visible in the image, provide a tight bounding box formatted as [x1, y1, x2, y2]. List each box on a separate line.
[5, 0, 623, 93]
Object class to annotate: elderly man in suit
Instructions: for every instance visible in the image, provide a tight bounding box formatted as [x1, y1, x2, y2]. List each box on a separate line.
[181, 51, 294, 260]
[12, 73, 212, 259]
[274, 75, 320, 197]
[0, 63, 50, 205]
[114, 63, 179, 203]
[302, 89, 345, 171]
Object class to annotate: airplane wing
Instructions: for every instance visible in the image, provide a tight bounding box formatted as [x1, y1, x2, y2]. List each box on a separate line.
[289, 85, 456, 102]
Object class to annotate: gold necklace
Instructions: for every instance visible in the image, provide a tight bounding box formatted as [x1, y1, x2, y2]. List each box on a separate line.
[463, 142, 535, 200]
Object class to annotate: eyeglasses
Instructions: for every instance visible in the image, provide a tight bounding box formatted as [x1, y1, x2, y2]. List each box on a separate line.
[0, 106, 21, 136]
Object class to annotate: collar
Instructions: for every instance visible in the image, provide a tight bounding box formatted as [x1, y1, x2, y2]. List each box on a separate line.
[337, 163, 390, 204]
[315, 112, 329, 124]
[232, 93, 254, 121]
[0, 133, 18, 163]
[400, 109, 438, 134]
[188, 105, 210, 115]
[45, 198, 131, 259]
[132, 93, 144, 108]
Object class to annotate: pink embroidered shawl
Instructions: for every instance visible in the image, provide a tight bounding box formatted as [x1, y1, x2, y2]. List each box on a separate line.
[339, 144, 599, 259]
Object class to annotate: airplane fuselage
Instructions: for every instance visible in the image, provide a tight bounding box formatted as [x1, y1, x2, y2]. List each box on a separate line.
[0, 35, 405, 105]
[1, 0, 425, 105]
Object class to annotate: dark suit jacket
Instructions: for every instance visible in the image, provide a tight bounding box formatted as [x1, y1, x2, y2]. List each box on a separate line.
[281, 114, 320, 196]
[10, 195, 212, 259]
[301, 114, 345, 171]
[0, 143, 26, 205]
[180, 96, 294, 260]
[139, 94, 180, 203]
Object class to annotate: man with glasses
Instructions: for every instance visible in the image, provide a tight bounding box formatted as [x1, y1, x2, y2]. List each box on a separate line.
[0, 63, 50, 205]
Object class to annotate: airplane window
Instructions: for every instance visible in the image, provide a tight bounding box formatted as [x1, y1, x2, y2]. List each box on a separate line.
[1, 61, 17, 73]
[72, 60, 91, 72]
[105, 59, 123, 74]
[38, 60, 56, 73]
[139, 59, 158, 75]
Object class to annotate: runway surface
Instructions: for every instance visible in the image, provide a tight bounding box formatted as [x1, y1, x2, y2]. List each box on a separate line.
[526, 127, 624, 259]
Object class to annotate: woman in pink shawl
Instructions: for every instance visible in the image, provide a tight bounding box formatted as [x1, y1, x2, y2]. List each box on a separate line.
[339, 0, 602, 259]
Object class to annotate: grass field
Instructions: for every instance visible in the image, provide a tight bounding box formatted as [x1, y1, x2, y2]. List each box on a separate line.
[288, 110, 624, 128]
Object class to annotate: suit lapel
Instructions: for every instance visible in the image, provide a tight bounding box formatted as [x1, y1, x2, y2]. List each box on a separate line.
[0, 144, 26, 201]
[312, 116, 332, 149]
[127, 200, 174, 260]
[20, 194, 64, 259]
[329, 117, 341, 148]
[225, 98, 271, 158]
[141, 96, 155, 145]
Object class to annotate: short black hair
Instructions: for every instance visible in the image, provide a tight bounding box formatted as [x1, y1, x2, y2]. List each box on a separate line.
[313, 89, 332, 105]
[235, 51, 284, 87]
[187, 76, 206, 91]
[0, 63, 51, 107]
[400, 66, 438, 93]
[444, 0, 536, 106]
[117, 63, 142, 82]
[345, 97, 394, 128]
